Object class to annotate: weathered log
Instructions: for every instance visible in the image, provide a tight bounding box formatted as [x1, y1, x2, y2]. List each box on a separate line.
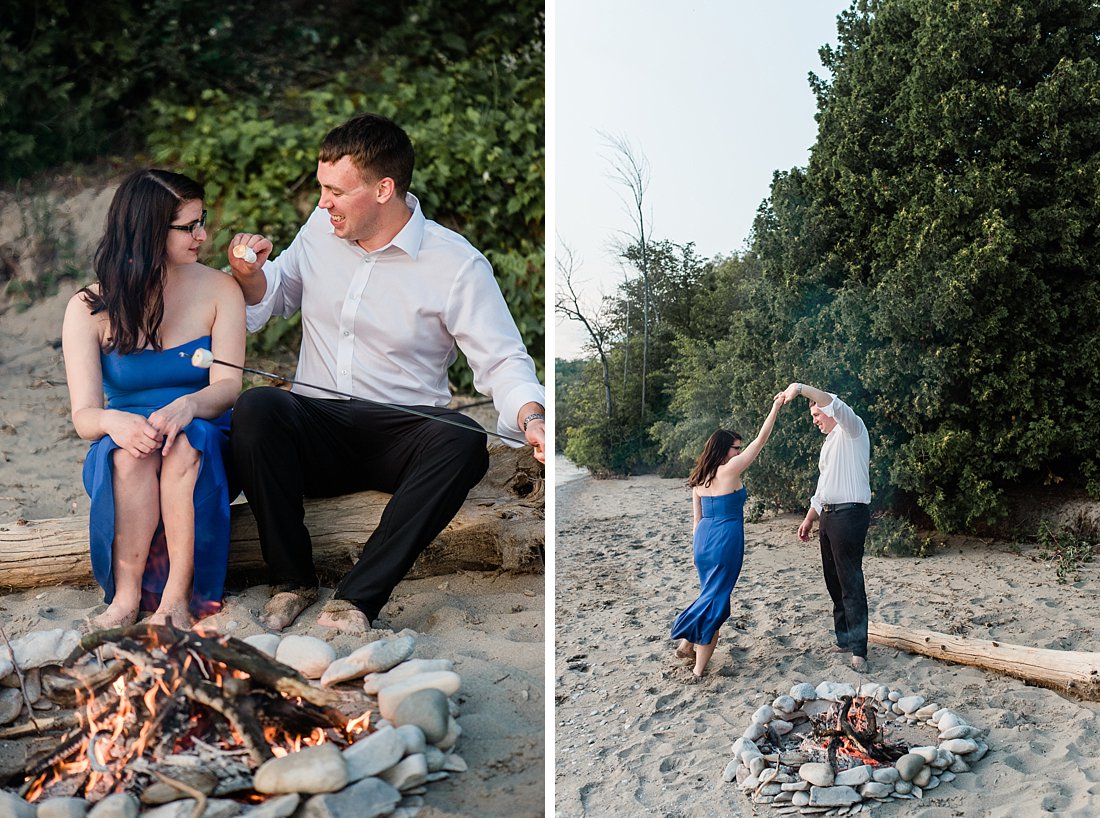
[0, 444, 543, 590]
[868, 620, 1100, 700]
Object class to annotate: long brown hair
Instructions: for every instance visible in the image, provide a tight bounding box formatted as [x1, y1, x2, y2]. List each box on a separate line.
[688, 429, 743, 488]
[81, 169, 204, 355]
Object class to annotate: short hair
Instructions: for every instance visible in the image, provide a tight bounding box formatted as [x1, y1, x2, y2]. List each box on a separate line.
[319, 113, 414, 196]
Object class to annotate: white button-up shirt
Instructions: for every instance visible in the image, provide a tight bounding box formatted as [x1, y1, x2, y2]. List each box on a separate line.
[809, 394, 872, 513]
[246, 194, 545, 442]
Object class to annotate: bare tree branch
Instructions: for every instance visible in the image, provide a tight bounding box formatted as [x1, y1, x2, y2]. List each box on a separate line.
[554, 240, 614, 418]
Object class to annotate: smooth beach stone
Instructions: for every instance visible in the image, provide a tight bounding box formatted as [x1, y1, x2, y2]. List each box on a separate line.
[915, 702, 940, 718]
[772, 695, 797, 714]
[835, 765, 872, 787]
[770, 719, 794, 736]
[911, 784, 924, 799]
[887, 689, 901, 702]
[970, 740, 990, 762]
[748, 756, 767, 777]
[722, 759, 739, 783]
[442, 753, 467, 773]
[872, 766, 900, 785]
[394, 724, 427, 756]
[913, 765, 933, 787]
[377, 672, 461, 722]
[832, 683, 857, 699]
[38, 798, 90, 818]
[936, 711, 963, 731]
[814, 682, 840, 701]
[751, 705, 775, 724]
[808, 785, 860, 807]
[436, 715, 461, 750]
[895, 753, 926, 782]
[939, 771, 957, 784]
[923, 773, 941, 790]
[140, 768, 218, 803]
[933, 749, 954, 769]
[274, 636, 337, 681]
[300, 777, 402, 818]
[932, 707, 949, 722]
[22, 669, 41, 705]
[343, 725, 406, 782]
[758, 783, 782, 797]
[4, 629, 82, 670]
[909, 746, 938, 764]
[253, 743, 349, 794]
[245, 794, 300, 818]
[896, 695, 925, 714]
[742, 721, 767, 742]
[738, 775, 759, 792]
[423, 745, 446, 773]
[731, 737, 759, 761]
[949, 757, 971, 773]
[798, 762, 834, 787]
[380, 753, 429, 791]
[362, 659, 455, 695]
[940, 738, 978, 755]
[940, 724, 973, 740]
[0, 791, 36, 818]
[792, 791, 811, 807]
[894, 779, 914, 794]
[87, 793, 139, 818]
[858, 682, 886, 699]
[789, 683, 817, 702]
[389, 688, 450, 743]
[242, 634, 280, 657]
[860, 781, 893, 799]
[0, 688, 24, 725]
[325, 636, 417, 688]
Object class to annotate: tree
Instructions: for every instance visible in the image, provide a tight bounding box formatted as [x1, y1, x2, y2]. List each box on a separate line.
[555, 242, 614, 419]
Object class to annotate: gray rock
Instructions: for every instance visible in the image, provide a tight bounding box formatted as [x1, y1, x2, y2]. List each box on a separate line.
[242, 634, 280, 657]
[0, 791, 36, 818]
[323, 636, 417, 688]
[300, 777, 402, 818]
[939, 724, 973, 740]
[895, 752, 926, 781]
[140, 769, 218, 804]
[860, 781, 892, 799]
[748, 756, 767, 777]
[798, 762, 834, 787]
[872, 766, 900, 784]
[936, 711, 963, 731]
[939, 771, 957, 784]
[442, 754, 467, 773]
[3, 629, 82, 670]
[274, 636, 336, 680]
[0, 688, 24, 725]
[37, 798, 89, 818]
[909, 745, 938, 764]
[142, 802, 238, 818]
[390, 689, 449, 744]
[789, 683, 817, 702]
[722, 759, 739, 783]
[0, 657, 11, 679]
[970, 740, 990, 762]
[424, 772, 449, 783]
[436, 716, 461, 750]
[244, 794, 300, 818]
[940, 738, 978, 755]
[380, 754, 429, 791]
[896, 695, 925, 714]
[730, 736, 758, 761]
[362, 659, 454, 695]
[835, 765, 872, 787]
[377, 672, 461, 722]
[913, 765, 933, 787]
[949, 757, 971, 773]
[344, 725, 406, 782]
[780, 781, 810, 792]
[22, 669, 41, 705]
[423, 746, 445, 773]
[87, 793, 139, 818]
[770, 719, 794, 736]
[894, 779, 913, 794]
[808, 785, 860, 807]
[394, 725, 426, 756]
[741, 721, 766, 741]
[792, 791, 810, 807]
[253, 744, 349, 794]
[751, 705, 774, 724]
[771, 695, 797, 714]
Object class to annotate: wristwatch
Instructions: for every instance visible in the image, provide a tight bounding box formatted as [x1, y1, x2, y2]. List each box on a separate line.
[522, 412, 545, 432]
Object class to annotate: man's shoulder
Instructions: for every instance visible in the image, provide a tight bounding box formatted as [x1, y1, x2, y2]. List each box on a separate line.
[420, 216, 485, 262]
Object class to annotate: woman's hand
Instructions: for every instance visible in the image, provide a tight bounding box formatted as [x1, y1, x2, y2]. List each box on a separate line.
[104, 411, 163, 459]
[149, 396, 196, 456]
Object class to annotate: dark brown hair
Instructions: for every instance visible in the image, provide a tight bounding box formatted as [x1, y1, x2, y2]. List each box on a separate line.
[688, 429, 743, 488]
[318, 113, 415, 196]
[81, 169, 204, 355]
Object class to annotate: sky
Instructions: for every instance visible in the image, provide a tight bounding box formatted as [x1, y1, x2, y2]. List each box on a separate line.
[553, 1, 852, 359]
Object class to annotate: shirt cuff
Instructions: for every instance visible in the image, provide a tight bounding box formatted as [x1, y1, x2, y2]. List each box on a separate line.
[497, 383, 547, 444]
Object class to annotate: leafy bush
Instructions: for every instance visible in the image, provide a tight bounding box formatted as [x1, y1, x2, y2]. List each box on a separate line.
[1035, 515, 1100, 584]
[865, 514, 931, 558]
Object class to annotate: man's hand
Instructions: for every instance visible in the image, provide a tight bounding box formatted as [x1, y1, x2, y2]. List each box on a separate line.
[798, 511, 817, 542]
[525, 417, 546, 463]
[228, 233, 274, 305]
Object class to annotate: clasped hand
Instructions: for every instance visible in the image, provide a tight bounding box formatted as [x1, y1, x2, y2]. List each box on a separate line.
[148, 396, 196, 456]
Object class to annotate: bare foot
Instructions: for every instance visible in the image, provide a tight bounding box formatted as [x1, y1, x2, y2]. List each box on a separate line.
[674, 639, 696, 660]
[147, 605, 193, 630]
[260, 586, 318, 631]
[316, 599, 371, 634]
[850, 655, 869, 671]
[89, 600, 139, 632]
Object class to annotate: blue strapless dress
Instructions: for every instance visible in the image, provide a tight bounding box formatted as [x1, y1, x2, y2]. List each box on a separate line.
[82, 336, 232, 616]
[671, 488, 747, 645]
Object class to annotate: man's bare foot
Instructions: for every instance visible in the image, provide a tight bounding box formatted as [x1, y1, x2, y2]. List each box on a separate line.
[316, 598, 371, 634]
[147, 605, 193, 630]
[260, 586, 318, 631]
[88, 601, 139, 632]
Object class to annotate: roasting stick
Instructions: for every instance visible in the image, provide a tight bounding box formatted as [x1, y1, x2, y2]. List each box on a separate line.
[181, 348, 530, 446]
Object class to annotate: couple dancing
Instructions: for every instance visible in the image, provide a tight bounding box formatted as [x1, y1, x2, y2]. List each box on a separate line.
[63, 113, 546, 634]
[671, 383, 872, 679]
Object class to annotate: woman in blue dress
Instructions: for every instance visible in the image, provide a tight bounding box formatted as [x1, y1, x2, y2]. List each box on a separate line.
[62, 169, 245, 630]
[671, 394, 786, 678]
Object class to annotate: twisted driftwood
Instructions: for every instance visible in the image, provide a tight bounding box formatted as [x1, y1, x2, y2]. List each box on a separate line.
[0, 444, 543, 590]
[868, 620, 1100, 700]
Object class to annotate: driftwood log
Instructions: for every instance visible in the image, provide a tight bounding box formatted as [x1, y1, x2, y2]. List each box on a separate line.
[868, 620, 1100, 701]
[0, 444, 543, 590]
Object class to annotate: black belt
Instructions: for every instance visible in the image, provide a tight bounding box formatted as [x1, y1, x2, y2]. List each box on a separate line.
[821, 502, 868, 513]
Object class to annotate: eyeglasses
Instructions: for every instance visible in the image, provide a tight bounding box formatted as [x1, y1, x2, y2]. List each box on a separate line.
[731, 444, 743, 451]
[168, 209, 207, 239]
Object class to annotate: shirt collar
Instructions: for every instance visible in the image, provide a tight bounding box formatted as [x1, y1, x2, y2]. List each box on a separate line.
[324, 192, 425, 259]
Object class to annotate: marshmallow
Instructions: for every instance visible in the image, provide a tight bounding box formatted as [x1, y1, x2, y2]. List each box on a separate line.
[232, 244, 258, 264]
[191, 348, 215, 369]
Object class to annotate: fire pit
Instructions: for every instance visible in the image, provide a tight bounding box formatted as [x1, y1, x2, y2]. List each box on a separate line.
[723, 680, 989, 814]
[0, 624, 467, 817]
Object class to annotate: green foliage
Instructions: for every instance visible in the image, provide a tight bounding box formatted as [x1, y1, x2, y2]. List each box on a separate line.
[865, 514, 931, 558]
[1035, 515, 1100, 584]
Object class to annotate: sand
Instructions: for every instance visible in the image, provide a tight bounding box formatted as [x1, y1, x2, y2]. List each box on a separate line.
[555, 472, 1100, 818]
[0, 283, 544, 817]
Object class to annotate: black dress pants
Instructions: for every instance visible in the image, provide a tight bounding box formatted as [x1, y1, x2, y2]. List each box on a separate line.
[818, 504, 871, 657]
[231, 388, 490, 622]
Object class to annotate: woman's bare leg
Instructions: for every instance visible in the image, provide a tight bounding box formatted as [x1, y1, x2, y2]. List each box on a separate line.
[93, 450, 161, 629]
[149, 434, 200, 629]
[693, 631, 719, 677]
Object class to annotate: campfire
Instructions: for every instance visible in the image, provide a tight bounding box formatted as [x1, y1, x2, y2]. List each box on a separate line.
[724, 680, 989, 813]
[0, 623, 466, 815]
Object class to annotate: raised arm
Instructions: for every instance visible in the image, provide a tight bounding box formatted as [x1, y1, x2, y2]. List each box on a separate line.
[777, 382, 865, 437]
[721, 395, 785, 476]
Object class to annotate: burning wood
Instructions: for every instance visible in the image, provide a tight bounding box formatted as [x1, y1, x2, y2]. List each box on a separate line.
[808, 695, 908, 769]
[12, 623, 369, 804]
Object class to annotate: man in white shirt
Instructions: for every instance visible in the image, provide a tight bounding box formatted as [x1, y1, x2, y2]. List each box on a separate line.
[779, 381, 872, 671]
[227, 113, 546, 633]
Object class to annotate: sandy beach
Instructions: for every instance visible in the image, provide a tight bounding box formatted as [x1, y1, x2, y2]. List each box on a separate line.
[555, 472, 1100, 817]
[0, 283, 545, 817]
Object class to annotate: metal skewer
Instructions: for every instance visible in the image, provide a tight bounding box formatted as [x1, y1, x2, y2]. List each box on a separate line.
[180, 349, 530, 446]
